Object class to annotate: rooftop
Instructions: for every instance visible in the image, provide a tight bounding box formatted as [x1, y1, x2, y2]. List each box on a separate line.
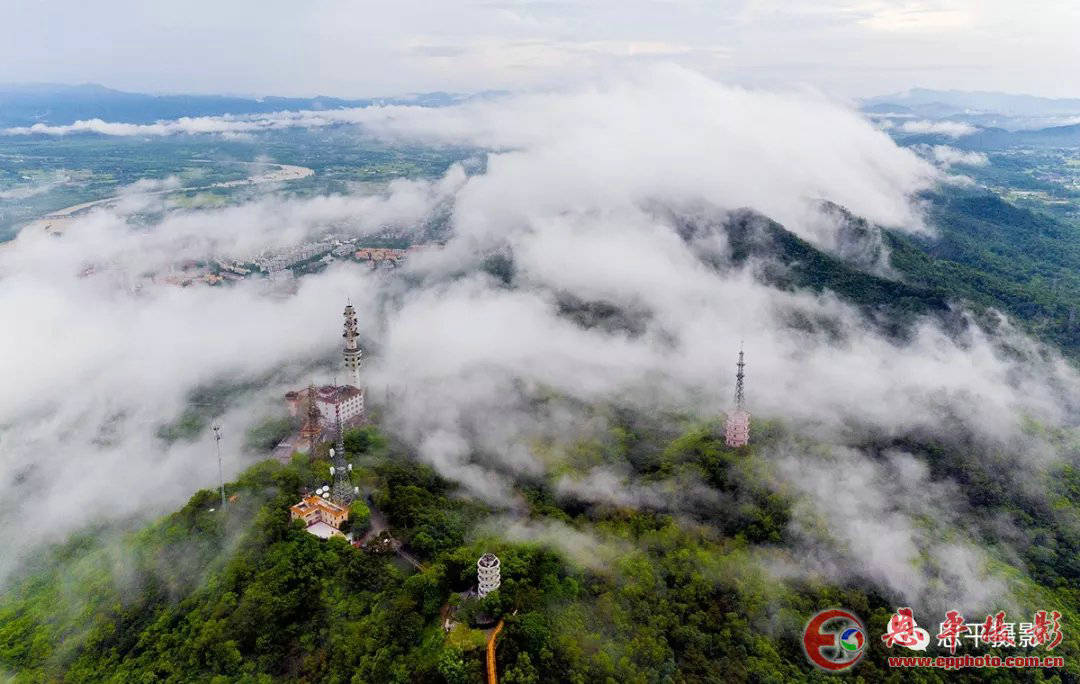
[291, 494, 347, 515]
[305, 521, 342, 539]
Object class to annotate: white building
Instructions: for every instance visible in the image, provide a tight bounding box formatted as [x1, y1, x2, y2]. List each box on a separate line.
[283, 303, 366, 428]
[286, 384, 365, 425]
[477, 553, 501, 598]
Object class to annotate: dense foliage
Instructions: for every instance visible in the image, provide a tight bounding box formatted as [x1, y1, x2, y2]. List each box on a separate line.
[889, 190, 1080, 357]
[2, 419, 1077, 683]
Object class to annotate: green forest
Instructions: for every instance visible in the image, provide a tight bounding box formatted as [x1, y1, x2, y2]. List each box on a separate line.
[2, 414, 1077, 683]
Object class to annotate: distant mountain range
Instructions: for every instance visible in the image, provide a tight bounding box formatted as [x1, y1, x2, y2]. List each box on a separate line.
[862, 88, 1080, 131]
[0, 83, 469, 128]
[892, 122, 1080, 150]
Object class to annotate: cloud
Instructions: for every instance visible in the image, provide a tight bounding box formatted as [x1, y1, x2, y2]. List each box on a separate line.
[767, 444, 1008, 612]
[1, 111, 380, 137]
[2, 70, 1077, 613]
[478, 517, 631, 572]
[898, 119, 978, 137]
[928, 144, 988, 167]
[911, 144, 989, 170]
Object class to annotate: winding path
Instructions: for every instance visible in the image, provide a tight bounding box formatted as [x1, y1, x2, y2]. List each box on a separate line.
[486, 618, 505, 684]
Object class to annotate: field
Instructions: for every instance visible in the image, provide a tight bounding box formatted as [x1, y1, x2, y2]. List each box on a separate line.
[0, 128, 473, 241]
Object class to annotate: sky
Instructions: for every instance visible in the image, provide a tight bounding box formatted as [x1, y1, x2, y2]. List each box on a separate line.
[2, 0, 1079, 99]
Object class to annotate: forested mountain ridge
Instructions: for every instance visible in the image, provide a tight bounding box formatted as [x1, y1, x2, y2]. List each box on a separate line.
[2, 182, 1079, 682]
[2, 415, 1077, 683]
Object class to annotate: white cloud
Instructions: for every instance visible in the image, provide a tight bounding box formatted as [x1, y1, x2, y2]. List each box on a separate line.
[912, 144, 989, 168]
[898, 119, 979, 137]
[769, 445, 1008, 612]
[2, 72, 1077, 612]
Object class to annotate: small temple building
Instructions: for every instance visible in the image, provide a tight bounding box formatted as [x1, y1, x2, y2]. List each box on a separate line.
[290, 490, 350, 539]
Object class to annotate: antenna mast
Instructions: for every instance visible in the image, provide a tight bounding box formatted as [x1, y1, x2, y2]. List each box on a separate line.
[212, 424, 226, 511]
[734, 344, 745, 409]
[306, 381, 320, 453]
[329, 400, 354, 505]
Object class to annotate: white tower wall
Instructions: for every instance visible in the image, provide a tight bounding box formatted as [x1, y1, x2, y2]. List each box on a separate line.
[477, 553, 501, 597]
[343, 303, 363, 389]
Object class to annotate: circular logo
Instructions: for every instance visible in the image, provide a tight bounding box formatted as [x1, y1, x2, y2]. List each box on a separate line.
[802, 609, 868, 672]
[839, 627, 865, 652]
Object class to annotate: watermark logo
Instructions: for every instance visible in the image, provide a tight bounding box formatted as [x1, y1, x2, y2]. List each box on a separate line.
[882, 608, 1063, 653]
[803, 608, 867, 672]
[881, 607, 1065, 671]
[882, 607, 930, 651]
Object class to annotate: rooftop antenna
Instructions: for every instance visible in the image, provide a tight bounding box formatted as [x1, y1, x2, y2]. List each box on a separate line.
[212, 424, 226, 511]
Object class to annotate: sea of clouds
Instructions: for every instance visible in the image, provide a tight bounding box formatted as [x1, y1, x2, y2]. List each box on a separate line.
[1, 67, 1076, 613]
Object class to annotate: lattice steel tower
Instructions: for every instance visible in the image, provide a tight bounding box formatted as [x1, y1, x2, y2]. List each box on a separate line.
[300, 381, 322, 453]
[329, 401, 355, 505]
[725, 345, 751, 447]
[734, 346, 745, 408]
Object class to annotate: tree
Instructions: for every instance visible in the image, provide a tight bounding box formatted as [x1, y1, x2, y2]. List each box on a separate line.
[503, 652, 539, 684]
[349, 499, 371, 533]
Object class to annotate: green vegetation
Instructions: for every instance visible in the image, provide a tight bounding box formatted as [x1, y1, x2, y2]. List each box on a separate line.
[245, 417, 294, 453]
[3, 418, 1077, 682]
[5, 128, 1080, 682]
[888, 190, 1080, 356]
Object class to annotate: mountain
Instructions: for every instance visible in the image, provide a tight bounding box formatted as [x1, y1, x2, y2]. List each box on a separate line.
[0, 83, 466, 128]
[2, 185, 1079, 681]
[889, 189, 1080, 354]
[863, 88, 1080, 131]
[864, 88, 1080, 117]
[960, 123, 1080, 149]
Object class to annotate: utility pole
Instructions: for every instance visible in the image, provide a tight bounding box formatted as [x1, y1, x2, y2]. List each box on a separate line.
[213, 424, 226, 511]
